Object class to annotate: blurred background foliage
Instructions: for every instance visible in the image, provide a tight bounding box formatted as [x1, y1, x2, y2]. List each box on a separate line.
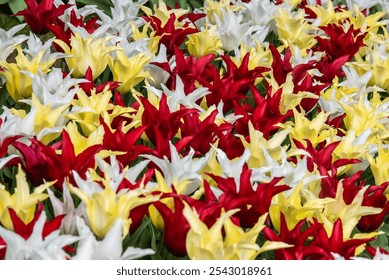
[0, 0, 205, 20]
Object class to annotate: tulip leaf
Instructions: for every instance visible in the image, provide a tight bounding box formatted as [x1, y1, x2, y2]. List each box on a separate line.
[361, 166, 375, 186]
[0, 14, 19, 30]
[7, 0, 26, 15]
[123, 217, 151, 248]
[148, 0, 203, 10]
[381, 223, 389, 237]
[75, 0, 112, 16]
[0, 0, 10, 5]
[370, 234, 389, 252]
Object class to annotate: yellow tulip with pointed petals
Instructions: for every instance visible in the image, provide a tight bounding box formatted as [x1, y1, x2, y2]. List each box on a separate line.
[274, 8, 316, 51]
[141, 0, 188, 26]
[320, 77, 357, 106]
[186, 26, 222, 58]
[0, 63, 33, 102]
[0, 46, 57, 101]
[339, 93, 389, 137]
[0, 167, 54, 230]
[279, 108, 332, 148]
[306, 1, 352, 26]
[32, 94, 69, 144]
[67, 88, 113, 136]
[331, 129, 378, 175]
[317, 182, 381, 239]
[69, 181, 159, 239]
[203, 0, 240, 25]
[184, 206, 291, 260]
[55, 33, 119, 80]
[269, 184, 334, 232]
[66, 122, 104, 156]
[238, 121, 290, 168]
[108, 51, 151, 94]
[266, 74, 318, 114]
[233, 42, 272, 71]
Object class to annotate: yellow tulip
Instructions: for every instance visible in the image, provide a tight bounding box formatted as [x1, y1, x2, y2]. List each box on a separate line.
[339, 93, 389, 137]
[279, 108, 332, 148]
[0, 63, 33, 102]
[266, 74, 318, 114]
[274, 8, 316, 51]
[318, 182, 381, 239]
[269, 184, 334, 232]
[331, 129, 378, 175]
[55, 33, 119, 79]
[141, 0, 188, 26]
[233, 42, 272, 71]
[184, 206, 291, 260]
[69, 180, 159, 239]
[186, 26, 223, 58]
[0, 166, 53, 230]
[203, 0, 240, 25]
[319, 76, 358, 108]
[306, 1, 353, 26]
[238, 121, 290, 168]
[108, 50, 151, 94]
[66, 122, 104, 156]
[67, 88, 113, 136]
[31, 94, 69, 144]
[0, 46, 56, 101]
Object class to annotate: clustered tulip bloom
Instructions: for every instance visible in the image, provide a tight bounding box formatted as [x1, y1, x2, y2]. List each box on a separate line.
[1, 0, 389, 260]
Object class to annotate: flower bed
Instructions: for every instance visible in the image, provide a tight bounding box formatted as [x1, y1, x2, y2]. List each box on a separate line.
[1, 0, 389, 260]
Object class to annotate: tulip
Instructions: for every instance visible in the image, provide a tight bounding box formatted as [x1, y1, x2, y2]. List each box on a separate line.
[0, 167, 53, 230]
[0, 35, 64, 101]
[184, 206, 290, 260]
[108, 50, 151, 94]
[69, 176, 159, 239]
[14, 0, 72, 34]
[186, 26, 222, 58]
[55, 33, 119, 80]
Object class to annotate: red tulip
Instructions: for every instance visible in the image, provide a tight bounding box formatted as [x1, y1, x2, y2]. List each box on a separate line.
[210, 164, 290, 228]
[12, 131, 101, 190]
[263, 214, 323, 260]
[14, 0, 72, 34]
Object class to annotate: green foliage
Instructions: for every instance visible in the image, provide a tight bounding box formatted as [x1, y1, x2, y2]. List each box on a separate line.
[148, 0, 204, 10]
[370, 232, 389, 253]
[0, 14, 19, 29]
[7, 0, 26, 15]
[75, 0, 113, 16]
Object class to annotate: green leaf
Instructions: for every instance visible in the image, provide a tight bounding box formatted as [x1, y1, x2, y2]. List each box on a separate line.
[123, 217, 151, 248]
[147, 0, 204, 10]
[75, 0, 112, 16]
[8, 0, 26, 15]
[380, 223, 389, 236]
[188, 0, 204, 9]
[370, 233, 389, 251]
[0, 14, 20, 30]
[0, 0, 11, 5]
